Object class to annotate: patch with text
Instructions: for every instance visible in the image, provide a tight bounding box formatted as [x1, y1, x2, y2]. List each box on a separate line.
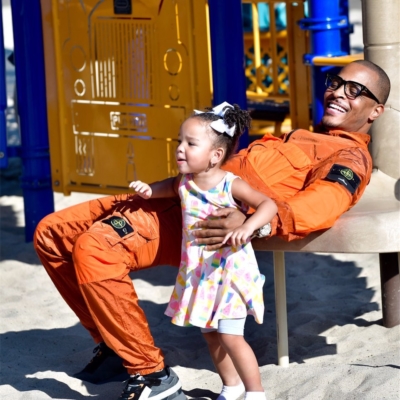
[324, 164, 361, 194]
[102, 216, 134, 238]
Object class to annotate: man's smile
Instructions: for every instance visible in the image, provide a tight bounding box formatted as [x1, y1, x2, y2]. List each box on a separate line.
[325, 101, 348, 114]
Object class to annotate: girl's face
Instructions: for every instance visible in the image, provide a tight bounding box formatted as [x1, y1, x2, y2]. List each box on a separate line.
[176, 118, 218, 175]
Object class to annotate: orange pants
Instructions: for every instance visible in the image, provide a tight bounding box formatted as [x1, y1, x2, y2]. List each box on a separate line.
[34, 194, 182, 375]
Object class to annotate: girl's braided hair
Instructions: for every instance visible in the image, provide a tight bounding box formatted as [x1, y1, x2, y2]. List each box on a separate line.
[190, 103, 251, 164]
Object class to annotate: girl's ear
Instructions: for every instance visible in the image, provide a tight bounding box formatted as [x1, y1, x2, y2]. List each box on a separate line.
[211, 147, 225, 164]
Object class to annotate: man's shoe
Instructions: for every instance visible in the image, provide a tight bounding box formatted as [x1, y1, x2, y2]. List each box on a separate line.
[74, 342, 128, 384]
[118, 366, 186, 400]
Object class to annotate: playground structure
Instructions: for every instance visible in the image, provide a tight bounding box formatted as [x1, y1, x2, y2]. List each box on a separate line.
[39, 0, 212, 196]
[1, 0, 399, 366]
[39, 0, 311, 199]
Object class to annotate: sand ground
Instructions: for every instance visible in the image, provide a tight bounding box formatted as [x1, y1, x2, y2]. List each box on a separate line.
[0, 187, 399, 399]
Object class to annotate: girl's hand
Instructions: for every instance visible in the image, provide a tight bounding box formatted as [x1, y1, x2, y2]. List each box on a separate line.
[129, 181, 152, 199]
[222, 226, 254, 247]
[192, 208, 246, 250]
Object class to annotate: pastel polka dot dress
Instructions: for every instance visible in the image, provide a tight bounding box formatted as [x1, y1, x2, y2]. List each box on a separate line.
[165, 172, 265, 329]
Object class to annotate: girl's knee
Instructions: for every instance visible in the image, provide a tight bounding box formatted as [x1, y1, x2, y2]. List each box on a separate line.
[202, 330, 220, 346]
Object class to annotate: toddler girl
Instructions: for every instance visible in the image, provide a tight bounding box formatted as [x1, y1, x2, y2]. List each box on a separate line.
[130, 102, 277, 400]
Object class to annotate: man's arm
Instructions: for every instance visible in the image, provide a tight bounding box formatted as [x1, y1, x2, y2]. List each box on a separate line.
[193, 180, 352, 247]
[271, 180, 352, 241]
[195, 146, 372, 246]
[272, 147, 372, 241]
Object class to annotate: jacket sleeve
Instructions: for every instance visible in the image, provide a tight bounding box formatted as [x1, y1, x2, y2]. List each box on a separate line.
[270, 147, 372, 241]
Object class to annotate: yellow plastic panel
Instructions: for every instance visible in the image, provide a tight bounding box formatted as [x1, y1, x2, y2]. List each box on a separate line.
[68, 104, 183, 191]
[68, 133, 180, 193]
[40, 0, 211, 195]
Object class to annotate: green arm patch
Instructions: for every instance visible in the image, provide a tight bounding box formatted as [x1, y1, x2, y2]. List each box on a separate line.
[323, 164, 361, 195]
[102, 216, 134, 238]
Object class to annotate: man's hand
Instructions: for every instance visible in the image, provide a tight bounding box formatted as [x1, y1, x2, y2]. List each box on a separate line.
[192, 208, 246, 250]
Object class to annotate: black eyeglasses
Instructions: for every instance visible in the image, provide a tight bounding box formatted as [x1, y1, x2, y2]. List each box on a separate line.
[325, 74, 381, 104]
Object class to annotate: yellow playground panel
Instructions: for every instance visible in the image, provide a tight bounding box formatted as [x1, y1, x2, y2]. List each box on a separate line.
[41, 0, 310, 195]
[40, 0, 211, 195]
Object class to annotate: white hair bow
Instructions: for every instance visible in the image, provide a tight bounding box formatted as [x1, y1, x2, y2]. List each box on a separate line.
[194, 101, 236, 137]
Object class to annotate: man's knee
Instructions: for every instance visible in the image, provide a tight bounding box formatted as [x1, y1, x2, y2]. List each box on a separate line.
[33, 212, 58, 260]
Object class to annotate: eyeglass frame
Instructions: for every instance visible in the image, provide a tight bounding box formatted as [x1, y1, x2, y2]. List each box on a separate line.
[325, 73, 381, 104]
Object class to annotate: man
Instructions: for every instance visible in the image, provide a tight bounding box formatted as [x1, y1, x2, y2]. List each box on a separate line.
[34, 60, 390, 400]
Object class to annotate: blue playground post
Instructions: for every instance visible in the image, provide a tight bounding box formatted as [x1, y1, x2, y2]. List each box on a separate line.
[299, 0, 351, 126]
[10, 0, 54, 242]
[208, 0, 248, 149]
[339, 0, 352, 55]
[0, 7, 8, 169]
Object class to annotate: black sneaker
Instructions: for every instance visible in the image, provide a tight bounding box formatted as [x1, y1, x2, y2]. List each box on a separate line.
[118, 366, 186, 400]
[74, 342, 128, 384]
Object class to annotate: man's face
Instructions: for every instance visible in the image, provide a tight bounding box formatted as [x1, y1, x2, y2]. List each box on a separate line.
[321, 63, 383, 133]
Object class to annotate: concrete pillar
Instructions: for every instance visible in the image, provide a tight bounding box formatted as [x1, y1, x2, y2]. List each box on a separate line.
[362, 0, 400, 328]
[362, 0, 400, 179]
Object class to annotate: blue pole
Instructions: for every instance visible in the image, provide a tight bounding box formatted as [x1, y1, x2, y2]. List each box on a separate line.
[208, 0, 248, 149]
[299, 0, 350, 126]
[339, 0, 352, 55]
[10, 0, 54, 242]
[0, 7, 8, 169]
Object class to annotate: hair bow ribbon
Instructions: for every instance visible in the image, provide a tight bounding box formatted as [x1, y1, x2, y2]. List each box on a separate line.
[194, 101, 236, 137]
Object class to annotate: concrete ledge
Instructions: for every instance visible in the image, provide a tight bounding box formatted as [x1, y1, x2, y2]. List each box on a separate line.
[253, 169, 400, 254]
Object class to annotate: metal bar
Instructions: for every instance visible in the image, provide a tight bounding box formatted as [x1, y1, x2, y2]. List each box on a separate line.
[312, 53, 363, 66]
[10, 0, 54, 241]
[273, 251, 289, 367]
[268, 2, 279, 97]
[205, 3, 213, 98]
[251, 3, 263, 94]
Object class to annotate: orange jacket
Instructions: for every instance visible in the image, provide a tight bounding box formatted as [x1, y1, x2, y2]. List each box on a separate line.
[223, 129, 372, 241]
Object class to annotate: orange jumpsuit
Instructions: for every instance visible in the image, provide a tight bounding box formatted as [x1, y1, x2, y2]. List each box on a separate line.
[34, 128, 372, 375]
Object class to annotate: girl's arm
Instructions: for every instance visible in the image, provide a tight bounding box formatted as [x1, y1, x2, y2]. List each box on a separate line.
[223, 178, 278, 246]
[129, 174, 181, 199]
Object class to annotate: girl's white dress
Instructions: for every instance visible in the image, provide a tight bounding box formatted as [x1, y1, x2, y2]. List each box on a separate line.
[165, 172, 265, 329]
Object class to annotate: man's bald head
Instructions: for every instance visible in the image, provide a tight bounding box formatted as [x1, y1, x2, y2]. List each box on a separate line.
[351, 60, 391, 105]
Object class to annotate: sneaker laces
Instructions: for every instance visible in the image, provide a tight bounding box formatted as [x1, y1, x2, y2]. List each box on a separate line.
[119, 374, 162, 399]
